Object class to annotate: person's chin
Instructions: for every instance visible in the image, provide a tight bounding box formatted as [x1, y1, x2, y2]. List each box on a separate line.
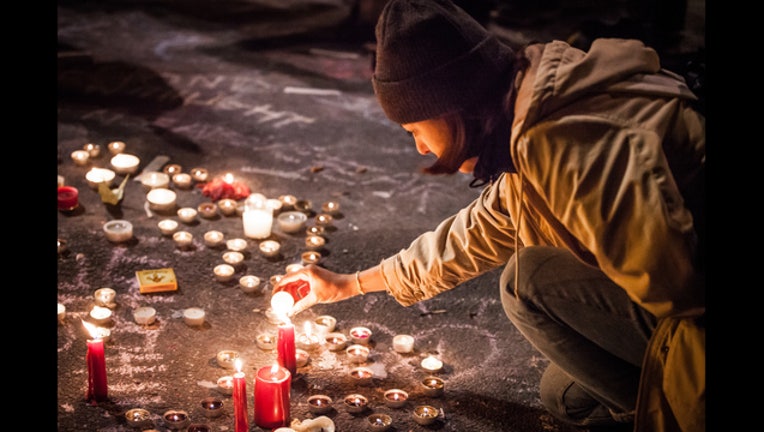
[458, 157, 477, 174]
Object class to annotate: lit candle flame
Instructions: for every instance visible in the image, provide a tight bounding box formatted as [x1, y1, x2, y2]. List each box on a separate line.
[303, 321, 312, 337]
[223, 173, 234, 184]
[82, 320, 99, 339]
[270, 363, 280, 376]
[234, 358, 243, 373]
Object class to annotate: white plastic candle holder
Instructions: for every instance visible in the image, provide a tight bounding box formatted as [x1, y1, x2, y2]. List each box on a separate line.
[89, 306, 113, 325]
[214, 264, 235, 282]
[349, 326, 372, 345]
[133, 306, 157, 325]
[226, 238, 248, 252]
[173, 231, 193, 249]
[85, 167, 116, 189]
[239, 275, 261, 294]
[171, 173, 192, 189]
[277, 211, 307, 234]
[421, 355, 444, 373]
[217, 198, 238, 216]
[197, 202, 218, 219]
[110, 153, 140, 175]
[183, 307, 206, 326]
[177, 207, 198, 224]
[140, 171, 170, 190]
[147, 188, 177, 212]
[203, 230, 225, 247]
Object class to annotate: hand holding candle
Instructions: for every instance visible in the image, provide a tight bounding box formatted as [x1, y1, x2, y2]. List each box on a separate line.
[82, 320, 108, 403]
[233, 359, 249, 432]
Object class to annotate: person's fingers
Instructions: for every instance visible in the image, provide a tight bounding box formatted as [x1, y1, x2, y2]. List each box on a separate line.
[289, 290, 318, 317]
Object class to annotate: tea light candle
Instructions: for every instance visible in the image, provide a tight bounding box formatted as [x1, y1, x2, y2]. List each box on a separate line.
[278, 194, 298, 209]
[173, 231, 193, 248]
[301, 251, 321, 265]
[71, 149, 90, 166]
[140, 171, 170, 190]
[163, 163, 182, 176]
[172, 172, 192, 189]
[94, 287, 116, 308]
[305, 225, 325, 236]
[315, 213, 333, 226]
[314, 315, 336, 334]
[214, 264, 235, 282]
[342, 394, 368, 414]
[259, 240, 281, 257]
[190, 167, 209, 182]
[217, 198, 238, 216]
[421, 376, 445, 397]
[307, 395, 333, 414]
[83, 143, 101, 158]
[421, 355, 443, 373]
[239, 275, 261, 294]
[200, 396, 224, 418]
[216, 350, 240, 369]
[295, 348, 310, 367]
[58, 303, 66, 322]
[217, 375, 234, 396]
[163, 410, 190, 430]
[89, 305, 113, 325]
[277, 211, 307, 234]
[349, 326, 372, 345]
[177, 207, 198, 224]
[110, 153, 140, 175]
[147, 188, 177, 212]
[393, 334, 414, 353]
[305, 234, 325, 250]
[183, 307, 206, 326]
[253, 364, 292, 429]
[285, 263, 304, 274]
[58, 238, 68, 254]
[198, 202, 218, 219]
[383, 389, 409, 408]
[294, 199, 312, 213]
[85, 167, 115, 189]
[324, 332, 347, 351]
[321, 201, 340, 215]
[58, 186, 79, 211]
[296, 321, 320, 351]
[266, 198, 283, 213]
[58, 174, 65, 187]
[367, 413, 392, 432]
[107, 140, 126, 155]
[103, 219, 134, 243]
[203, 230, 225, 247]
[349, 366, 374, 385]
[345, 344, 370, 364]
[256, 332, 277, 351]
[133, 306, 157, 325]
[226, 238, 248, 252]
[188, 424, 211, 432]
[223, 251, 245, 267]
[125, 408, 152, 428]
[412, 405, 439, 425]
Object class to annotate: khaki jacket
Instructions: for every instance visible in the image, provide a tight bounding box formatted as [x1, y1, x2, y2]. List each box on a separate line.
[379, 39, 705, 431]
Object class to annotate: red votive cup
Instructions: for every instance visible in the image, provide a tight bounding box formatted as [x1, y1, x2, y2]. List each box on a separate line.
[58, 186, 79, 211]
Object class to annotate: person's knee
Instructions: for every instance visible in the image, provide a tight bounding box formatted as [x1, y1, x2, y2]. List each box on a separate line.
[540, 363, 621, 427]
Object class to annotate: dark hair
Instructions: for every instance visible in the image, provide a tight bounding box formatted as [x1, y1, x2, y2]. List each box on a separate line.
[421, 50, 530, 187]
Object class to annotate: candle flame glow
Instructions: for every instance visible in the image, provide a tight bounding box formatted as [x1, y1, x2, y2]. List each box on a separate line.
[223, 173, 234, 184]
[235, 358, 243, 373]
[270, 291, 294, 324]
[270, 363, 280, 376]
[82, 320, 99, 339]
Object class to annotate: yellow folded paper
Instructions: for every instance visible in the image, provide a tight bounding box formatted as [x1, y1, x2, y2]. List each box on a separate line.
[136, 268, 178, 293]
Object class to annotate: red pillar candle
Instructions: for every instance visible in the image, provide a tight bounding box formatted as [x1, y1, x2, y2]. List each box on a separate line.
[58, 186, 79, 211]
[232, 359, 249, 432]
[82, 321, 108, 403]
[277, 322, 296, 376]
[254, 364, 291, 429]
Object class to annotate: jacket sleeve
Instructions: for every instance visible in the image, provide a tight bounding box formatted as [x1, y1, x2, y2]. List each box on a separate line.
[514, 109, 702, 318]
[379, 177, 518, 306]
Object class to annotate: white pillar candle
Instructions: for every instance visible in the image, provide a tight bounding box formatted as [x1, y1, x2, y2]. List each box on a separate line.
[242, 195, 273, 239]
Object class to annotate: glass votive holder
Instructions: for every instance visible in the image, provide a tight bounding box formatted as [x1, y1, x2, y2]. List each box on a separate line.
[314, 315, 336, 334]
[183, 307, 206, 326]
[140, 171, 170, 190]
[305, 225, 325, 237]
[89, 306, 113, 325]
[203, 230, 225, 247]
[305, 234, 326, 250]
[346, 344, 370, 364]
[94, 287, 117, 308]
[217, 376, 234, 396]
[163, 163, 182, 176]
[343, 394, 368, 414]
[200, 397, 224, 418]
[147, 188, 177, 212]
[295, 348, 310, 367]
[349, 326, 372, 345]
[349, 366, 374, 385]
[367, 413, 392, 432]
[216, 350, 240, 369]
[226, 238, 248, 252]
[278, 194, 298, 210]
[259, 240, 281, 257]
[222, 251, 244, 267]
[83, 143, 101, 158]
[324, 332, 348, 351]
[163, 409, 190, 430]
[133, 306, 157, 325]
[177, 207, 198, 224]
[217, 198, 238, 216]
[190, 167, 209, 182]
[315, 213, 333, 226]
[173, 231, 194, 249]
[107, 140, 126, 155]
[392, 334, 414, 354]
[125, 408, 152, 429]
[277, 211, 307, 234]
[239, 275, 261, 294]
[214, 264, 235, 282]
[301, 250, 321, 265]
[158, 219, 179, 236]
[103, 219, 134, 243]
[197, 202, 218, 219]
[321, 201, 340, 215]
[412, 405, 439, 426]
[58, 186, 79, 211]
[85, 167, 115, 189]
[383, 389, 409, 408]
[307, 394, 333, 415]
[110, 153, 141, 175]
[171, 172, 193, 189]
[256, 332, 277, 351]
[421, 376, 445, 397]
[70, 149, 90, 166]
[421, 355, 444, 373]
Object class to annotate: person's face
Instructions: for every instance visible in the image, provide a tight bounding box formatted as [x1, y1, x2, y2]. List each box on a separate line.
[402, 118, 477, 174]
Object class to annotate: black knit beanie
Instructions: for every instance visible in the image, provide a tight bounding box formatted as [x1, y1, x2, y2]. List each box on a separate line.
[372, 0, 516, 124]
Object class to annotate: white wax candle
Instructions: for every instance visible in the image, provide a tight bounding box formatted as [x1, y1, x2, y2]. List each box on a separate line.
[103, 220, 134, 243]
[133, 306, 157, 325]
[392, 334, 415, 353]
[243, 207, 273, 239]
[183, 307, 206, 326]
[110, 153, 140, 174]
[85, 167, 116, 189]
[140, 171, 170, 190]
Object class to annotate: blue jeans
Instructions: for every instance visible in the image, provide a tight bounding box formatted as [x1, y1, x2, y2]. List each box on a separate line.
[500, 246, 656, 427]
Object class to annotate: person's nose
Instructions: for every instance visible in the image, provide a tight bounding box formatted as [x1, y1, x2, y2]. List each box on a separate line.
[414, 139, 429, 155]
